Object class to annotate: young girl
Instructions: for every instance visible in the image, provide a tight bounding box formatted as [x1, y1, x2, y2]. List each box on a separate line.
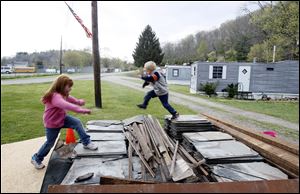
[137, 61, 179, 120]
[31, 74, 97, 169]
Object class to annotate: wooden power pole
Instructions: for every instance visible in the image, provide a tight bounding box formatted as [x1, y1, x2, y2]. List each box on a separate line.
[59, 36, 63, 74]
[91, 1, 102, 108]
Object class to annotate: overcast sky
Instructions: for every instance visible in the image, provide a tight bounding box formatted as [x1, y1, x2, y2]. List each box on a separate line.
[1, 1, 258, 62]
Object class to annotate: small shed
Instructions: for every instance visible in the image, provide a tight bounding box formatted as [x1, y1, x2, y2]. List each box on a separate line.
[190, 60, 299, 99]
[165, 65, 191, 85]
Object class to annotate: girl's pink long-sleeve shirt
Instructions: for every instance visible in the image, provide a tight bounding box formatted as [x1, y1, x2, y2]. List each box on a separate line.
[43, 93, 89, 128]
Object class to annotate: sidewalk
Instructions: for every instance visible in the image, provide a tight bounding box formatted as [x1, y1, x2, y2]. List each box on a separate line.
[1, 137, 53, 193]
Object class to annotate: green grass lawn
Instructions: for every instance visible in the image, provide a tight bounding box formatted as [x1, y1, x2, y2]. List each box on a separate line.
[234, 115, 299, 141]
[1, 80, 195, 144]
[168, 84, 299, 124]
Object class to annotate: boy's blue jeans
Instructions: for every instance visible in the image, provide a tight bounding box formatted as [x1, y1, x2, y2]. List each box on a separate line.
[32, 115, 91, 164]
[142, 90, 177, 115]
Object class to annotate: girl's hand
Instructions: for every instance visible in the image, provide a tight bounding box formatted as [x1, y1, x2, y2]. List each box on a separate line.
[82, 108, 91, 114]
[79, 99, 85, 106]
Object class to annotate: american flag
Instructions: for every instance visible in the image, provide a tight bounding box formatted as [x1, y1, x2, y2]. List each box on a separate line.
[65, 2, 93, 38]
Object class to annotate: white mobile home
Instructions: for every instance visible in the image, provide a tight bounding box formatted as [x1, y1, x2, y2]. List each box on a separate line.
[190, 60, 299, 99]
[166, 65, 191, 85]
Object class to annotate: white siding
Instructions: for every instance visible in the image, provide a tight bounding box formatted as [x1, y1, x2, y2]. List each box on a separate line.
[209, 65, 213, 79]
[222, 65, 227, 79]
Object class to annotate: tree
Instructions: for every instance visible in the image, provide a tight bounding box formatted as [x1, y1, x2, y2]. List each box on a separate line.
[132, 25, 164, 67]
[101, 57, 111, 68]
[207, 51, 217, 62]
[63, 50, 92, 70]
[249, 1, 299, 60]
[197, 40, 208, 61]
[234, 35, 251, 61]
[225, 48, 237, 61]
[162, 42, 175, 64]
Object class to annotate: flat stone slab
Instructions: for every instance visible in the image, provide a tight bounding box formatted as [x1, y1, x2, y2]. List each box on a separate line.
[165, 115, 209, 123]
[86, 124, 123, 133]
[86, 120, 122, 127]
[193, 140, 259, 159]
[74, 141, 127, 157]
[122, 115, 144, 126]
[61, 157, 142, 185]
[183, 132, 234, 142]
[212, 162, 288, 182]
[87, 132, 125, 141]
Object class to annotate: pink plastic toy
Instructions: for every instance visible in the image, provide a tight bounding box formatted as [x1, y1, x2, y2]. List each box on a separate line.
[262, 130, 277, 137]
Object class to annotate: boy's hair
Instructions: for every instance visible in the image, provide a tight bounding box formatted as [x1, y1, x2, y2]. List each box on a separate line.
[41, 74, 73, 104]
[144, 61, 156, 71]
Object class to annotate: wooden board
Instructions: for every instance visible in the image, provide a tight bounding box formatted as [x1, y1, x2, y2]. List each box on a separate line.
[100, 176, 155, 184]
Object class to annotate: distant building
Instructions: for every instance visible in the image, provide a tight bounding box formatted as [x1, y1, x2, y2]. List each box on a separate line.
[14, 61, 29, 67]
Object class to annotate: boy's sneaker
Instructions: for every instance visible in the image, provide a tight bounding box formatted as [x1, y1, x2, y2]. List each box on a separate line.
[137, 104, 146, 109]
[171, 112, 179, 120]
[31, 157, 45, 169]
[83, 142, 98, 150]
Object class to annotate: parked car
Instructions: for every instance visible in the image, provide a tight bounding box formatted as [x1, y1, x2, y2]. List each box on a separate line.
[1, 66, 13, 74]
[67, 68, 76, 73]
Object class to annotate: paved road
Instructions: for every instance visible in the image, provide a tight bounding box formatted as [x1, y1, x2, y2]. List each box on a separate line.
[1, 72, 125, 85]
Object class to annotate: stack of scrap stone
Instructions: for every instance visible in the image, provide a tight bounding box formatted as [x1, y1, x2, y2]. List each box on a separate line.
[164, 115, 214, 141]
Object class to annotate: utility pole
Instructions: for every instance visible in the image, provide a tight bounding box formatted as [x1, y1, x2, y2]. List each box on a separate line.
[272, 45, 276, 63]
[59, 36, 63, 74]
[92, 1, 102, 108]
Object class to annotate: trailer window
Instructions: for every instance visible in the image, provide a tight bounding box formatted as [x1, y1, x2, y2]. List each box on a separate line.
[173, 69, 179, 77]
[213, 66, 223, 78]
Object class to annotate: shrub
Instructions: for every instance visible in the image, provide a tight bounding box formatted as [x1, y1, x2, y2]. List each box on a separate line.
[200, 82, 218, 97]
[225, 83, 239, 98]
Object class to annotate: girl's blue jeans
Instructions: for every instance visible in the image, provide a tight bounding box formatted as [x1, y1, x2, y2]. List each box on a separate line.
[32, 115, 90, 164]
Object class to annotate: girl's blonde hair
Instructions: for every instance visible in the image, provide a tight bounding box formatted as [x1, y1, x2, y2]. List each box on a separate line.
[41, 74, 73, 103]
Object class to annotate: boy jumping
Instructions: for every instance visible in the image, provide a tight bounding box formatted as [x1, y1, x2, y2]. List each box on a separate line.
[137, 61, 179, 120]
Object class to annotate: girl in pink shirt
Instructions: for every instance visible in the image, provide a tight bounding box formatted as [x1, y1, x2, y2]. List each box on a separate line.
[31, 75, 97, 169]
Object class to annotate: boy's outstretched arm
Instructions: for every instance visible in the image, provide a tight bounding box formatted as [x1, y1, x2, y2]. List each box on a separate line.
[142, 81, 150, 88]
[141, 72, 160, 82]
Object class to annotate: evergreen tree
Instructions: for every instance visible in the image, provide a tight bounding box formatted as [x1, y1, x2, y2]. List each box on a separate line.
[132, 25, 164, 67]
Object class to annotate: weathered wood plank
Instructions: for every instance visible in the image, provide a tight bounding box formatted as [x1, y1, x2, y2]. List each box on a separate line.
[170, 140, 179, 176]
[132, 123, 153, 161]
[100, 176, 155, 185]
[124, 131, 155, 177]
[128, 144, 133, 179]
